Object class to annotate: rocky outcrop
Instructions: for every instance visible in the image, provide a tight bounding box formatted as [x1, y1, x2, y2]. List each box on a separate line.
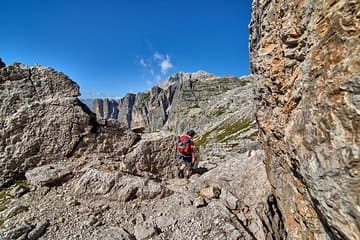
[250, 0, 359, 239]
[92, 72, 254, 134]
[121, 133, 178, 179]
[0, 63, 91, 186]
[0, 63, 138, 187]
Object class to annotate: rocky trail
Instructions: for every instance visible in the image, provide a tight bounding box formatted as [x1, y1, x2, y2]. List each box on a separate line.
[0, 138, 270, 240]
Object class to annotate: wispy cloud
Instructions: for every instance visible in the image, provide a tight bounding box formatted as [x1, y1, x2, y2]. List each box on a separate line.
[138, 51, 174, 79]
[139, 58, 147, 67]
[152, 52, 173, 74]
[153, 52, 162, 61]
[160, 56, 173, 74]
[138, 51, 175, 86]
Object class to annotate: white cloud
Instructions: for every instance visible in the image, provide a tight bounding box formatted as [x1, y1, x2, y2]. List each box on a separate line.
[139, 58, 147, 67]
[153, 52, 162, 61]
[159, 55, 173, 74]
[139, 51, 174, 87]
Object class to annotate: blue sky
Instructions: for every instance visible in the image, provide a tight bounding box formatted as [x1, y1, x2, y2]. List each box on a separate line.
[0, 0, 253, 99]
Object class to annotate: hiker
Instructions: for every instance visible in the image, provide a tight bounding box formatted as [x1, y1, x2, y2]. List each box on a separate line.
[177, 129, 197, 178]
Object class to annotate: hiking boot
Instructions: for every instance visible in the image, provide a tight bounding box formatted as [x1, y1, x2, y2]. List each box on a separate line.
[177, 170, 184, 178]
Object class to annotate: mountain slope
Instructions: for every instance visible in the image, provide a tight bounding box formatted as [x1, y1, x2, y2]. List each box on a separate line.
[92, 72, 254, 135]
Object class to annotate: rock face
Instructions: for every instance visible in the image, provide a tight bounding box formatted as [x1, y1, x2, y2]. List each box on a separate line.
[0, 63, 91, 186]
[92, 72, 253, 134]
[250, 0, 360, 239]
[0, 63, 138, 187]
[92, 98, 119, 119]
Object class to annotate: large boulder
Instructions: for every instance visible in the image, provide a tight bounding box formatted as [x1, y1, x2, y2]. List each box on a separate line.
[74, 168, 172, 201]
[121, 132, 178, 179]
[0, 63, 138, 187]
[250, 0, 359, 239]
[0, 63, 92, 186]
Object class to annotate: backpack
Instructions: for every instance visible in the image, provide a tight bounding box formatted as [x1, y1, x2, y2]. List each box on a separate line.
[177, 135, 192, 156]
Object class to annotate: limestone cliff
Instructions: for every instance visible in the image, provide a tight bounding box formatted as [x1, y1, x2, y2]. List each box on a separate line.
[250, 0, 359, 239]
[92, 72, 254, 135]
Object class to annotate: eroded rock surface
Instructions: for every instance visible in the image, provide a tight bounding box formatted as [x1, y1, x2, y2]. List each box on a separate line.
[0, 63, 92, 187]
[250, 0, 360, 239]
[0, 63, 138, 187]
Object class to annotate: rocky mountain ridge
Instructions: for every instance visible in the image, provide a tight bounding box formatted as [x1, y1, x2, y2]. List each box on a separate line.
[92, 71, 253, 135]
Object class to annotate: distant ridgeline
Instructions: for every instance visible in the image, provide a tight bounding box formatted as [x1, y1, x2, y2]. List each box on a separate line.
[90, 71, 254, 134]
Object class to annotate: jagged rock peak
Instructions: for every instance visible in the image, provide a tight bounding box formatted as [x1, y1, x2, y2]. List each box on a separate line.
[159, 70, 215, 89]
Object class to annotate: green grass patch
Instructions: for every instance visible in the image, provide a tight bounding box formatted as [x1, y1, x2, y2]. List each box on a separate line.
[0, 190, 8, 213]
[189, 103, 200, 109]
[195, 127, 217, 149]
[15, 179, 28, 188]
[195, 118, 252, 148]
[213, 106, 228, 117]
[216, 119, 251, 142]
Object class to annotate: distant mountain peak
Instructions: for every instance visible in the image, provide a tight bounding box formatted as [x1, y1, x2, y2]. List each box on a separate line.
[159, 70, 215, 89]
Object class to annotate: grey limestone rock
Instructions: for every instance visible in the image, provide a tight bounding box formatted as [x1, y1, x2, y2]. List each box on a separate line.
[27, 220, 50, 240]
[25, 164, 72, 187]
[91, 227, 134, 240]
[0, 63, 139, 187]
[134, 224, 158, 240]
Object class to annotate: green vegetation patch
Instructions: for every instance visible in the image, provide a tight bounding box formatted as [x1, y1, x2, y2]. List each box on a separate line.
[195, 128, 214, 149]
[0, 190, 8, 213]
[189, 103, 200, 109]
[15, 179, 28, 188]
[195, 118, 252, 149]
[216, 119, 251, 142]
[213, 106, 228, 117]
